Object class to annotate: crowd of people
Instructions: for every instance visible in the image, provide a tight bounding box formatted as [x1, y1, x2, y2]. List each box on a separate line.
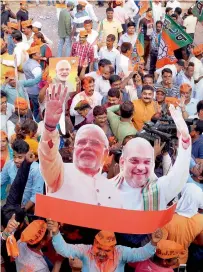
[1, 0, 203, 271]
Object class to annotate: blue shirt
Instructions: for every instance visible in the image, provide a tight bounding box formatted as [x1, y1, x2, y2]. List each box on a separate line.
[7, 34, 15, 55]
[192, 135, 203, 159]
[0, 160, 44, 205]
[187, 176, 203, 191]
[52, 232, 156, 272]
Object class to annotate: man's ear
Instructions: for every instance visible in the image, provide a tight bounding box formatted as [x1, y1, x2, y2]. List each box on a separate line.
[119, 156, 124, 170]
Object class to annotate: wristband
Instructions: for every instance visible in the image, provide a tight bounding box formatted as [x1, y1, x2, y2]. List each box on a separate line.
[182, 137, 190, 143]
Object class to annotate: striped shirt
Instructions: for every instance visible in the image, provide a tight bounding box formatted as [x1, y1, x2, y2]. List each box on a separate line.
[71, 41, 94, 67]
[73, 10, 90, 36]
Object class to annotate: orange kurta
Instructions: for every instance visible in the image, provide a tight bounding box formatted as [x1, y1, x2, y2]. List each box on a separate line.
[132, 99, 157, 131]
[162, 213, 203, 264]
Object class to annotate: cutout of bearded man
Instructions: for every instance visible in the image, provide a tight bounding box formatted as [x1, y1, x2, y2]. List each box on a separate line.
[113, 104, 191, 210]
[39, 84, 122, 208]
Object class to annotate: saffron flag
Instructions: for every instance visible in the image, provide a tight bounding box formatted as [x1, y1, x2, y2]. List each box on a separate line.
[136, 26, 145, 57]
[139, 0, 152, 16]
[156, 15, 193, 68]
[192, 1, 203, 22]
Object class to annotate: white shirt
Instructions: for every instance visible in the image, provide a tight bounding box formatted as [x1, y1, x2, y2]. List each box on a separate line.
[113, 138, 191, 210]
[94, 76, 111, 97]
[113, 6, 129, 24]
[194, 78, 203, 101]
[156, 64, 177, 83]
[183, 15, 197, 34]
[0, 103, 15, 133]
[22, 32, 34, 47]
[2, 42, 29, 69]
[70, 91, 102, 125]
[85, 71, 101, 81]
[152, 2, 164, 23]
[190, 56, 203, 81]
[117, 54, 130, 76]
[118, 33, 137, 48]
[166, 0, 181, 11]
[49, 163, 122, 207]
[123, 0, 139, 20]
[98, 46, 120, 68]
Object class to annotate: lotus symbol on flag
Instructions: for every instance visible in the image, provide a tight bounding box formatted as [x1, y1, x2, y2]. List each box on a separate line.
[157, 38, 168, 60]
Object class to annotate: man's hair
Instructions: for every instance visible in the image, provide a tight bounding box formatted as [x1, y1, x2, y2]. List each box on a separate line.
[1, 90, 7, 98]
[11, 30, 22, 42]
[84, 19, 92, 25]
[82, 76, 95, 87]
[26, 25, 32, 30]
[109, 74, 121, 85]
[77, 4, 83, 10]
[171, 13, 178, 20]
[107, 34, 116, 42]
[12, 139, 29, 154]
[165, 7, 173, 13]
[108, 88, 120, 98]
[156, 20, 163, 26]
[106, 7, 113, 13]
[16, 119, 38, 140]
[93, 105, 107, 117]
[177, 59, 185, 67]
[188, 7, 193, 15]
[142, 85, 154, 93]
[120, 101, 134, 118]
[162, 68, 172, 75]
[194, 120, 203, 134]
[143, 74, 154, 82]
[98, 59, 112, 68]
[56, 60, 71, 71]
[197, 100, 203, 113]
[187, 62, 195, 68]
[121, 42, 132, 54]
[175, 7, 182, 15]
[127, 21, 135, 28]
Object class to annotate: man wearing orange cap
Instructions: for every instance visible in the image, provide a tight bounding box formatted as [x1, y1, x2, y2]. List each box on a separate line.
[190, 45, 203, 82]
[21, 19, 34, 47]
[179, 83, 198, 117]
[131, 240, 185, 271]
[14, 220, 50, 271]
[71, 29, 94, 72]
[48, 219, 163, 272]
[6, 98, 33, 141]
[6, 22, 18, 55]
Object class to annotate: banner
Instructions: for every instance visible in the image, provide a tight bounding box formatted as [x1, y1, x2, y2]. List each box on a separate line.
[49, 57, 78, 91]
[35, 194, 176, 234]
[192, 1, 203, 22]
[156, 15, 193, 68]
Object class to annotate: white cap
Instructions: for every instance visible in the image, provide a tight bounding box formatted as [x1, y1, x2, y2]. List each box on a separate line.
[32, 21, 42, 29]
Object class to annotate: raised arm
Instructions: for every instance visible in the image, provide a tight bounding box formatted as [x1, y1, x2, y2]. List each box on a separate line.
[158, 105, 191, 204]
[38, 84, 68, 193]
[121, 229, 162, 263]
[47, 220, 88, 259]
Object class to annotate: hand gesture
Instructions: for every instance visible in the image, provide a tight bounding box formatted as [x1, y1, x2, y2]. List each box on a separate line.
[47, 219, 59, 236]
[45, 84, 68, 131]
[169, 104, 189, 140]
[5, 214, 20, 234]
[25, 151, 36, 163]
[151, 228, 163, 245]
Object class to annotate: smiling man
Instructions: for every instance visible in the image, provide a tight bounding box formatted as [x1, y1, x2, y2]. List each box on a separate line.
[113, 105, 191, 210]
[39, 85, 121, 208]
[132, 85, 156, 131]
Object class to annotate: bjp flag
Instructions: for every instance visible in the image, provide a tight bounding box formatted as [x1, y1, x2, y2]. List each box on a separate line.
[156, 15, 193, 68]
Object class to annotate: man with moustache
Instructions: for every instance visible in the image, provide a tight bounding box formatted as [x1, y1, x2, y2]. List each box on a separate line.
[113, 104, 191, 210]
[39, 85, 121, 208]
